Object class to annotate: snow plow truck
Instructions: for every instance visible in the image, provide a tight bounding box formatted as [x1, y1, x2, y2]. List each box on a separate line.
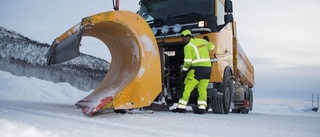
[46, 0, 254, 116]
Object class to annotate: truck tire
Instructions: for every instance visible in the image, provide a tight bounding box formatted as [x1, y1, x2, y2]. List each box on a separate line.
[211, 97, 225, 114]
[249, 88, 253, 111]
[211, 68, 233, 114]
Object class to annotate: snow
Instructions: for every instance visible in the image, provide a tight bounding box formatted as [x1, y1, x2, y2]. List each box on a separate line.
[0, 70, 319, 137]
[0, 26, 110, 70]
[0, 26, 110, 91]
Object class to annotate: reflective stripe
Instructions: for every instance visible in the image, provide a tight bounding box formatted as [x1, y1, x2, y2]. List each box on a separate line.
[209, 43, 215, 50]
[187, 43, 200, 59]
[184, 59, 192, 62]
[210, 46, 214, 50]
[182, 67, 188, 71]
[187, 43, 210, 65]
[179, 99, 188, 105]
[210, 58, 218, 62]
[198, 100, 207, 109]
[178, 99, 188, 109]
[198, 105, 206, 109]
[198, 101, 207, 105]
[192, 58, 210, 64]
[178, 104, 187, 109]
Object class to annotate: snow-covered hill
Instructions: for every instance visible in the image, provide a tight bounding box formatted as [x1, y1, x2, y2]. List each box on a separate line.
[0, 70, 319, 137]
[0, 26, 110, 91]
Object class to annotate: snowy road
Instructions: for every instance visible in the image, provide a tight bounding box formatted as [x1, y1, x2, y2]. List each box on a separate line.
[1, 99, 320, 137]
[1, 70, 320, 137]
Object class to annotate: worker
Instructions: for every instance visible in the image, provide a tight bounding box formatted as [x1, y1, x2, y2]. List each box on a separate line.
[172, 29, 215, 114]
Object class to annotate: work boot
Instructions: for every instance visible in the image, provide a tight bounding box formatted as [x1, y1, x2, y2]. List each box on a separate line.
[194, 109, 206, 114]
[172, 108, 186, 113]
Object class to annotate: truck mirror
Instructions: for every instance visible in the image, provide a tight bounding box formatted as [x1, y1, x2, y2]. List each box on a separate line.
[225, 0, 233, 13]
[224, 14, 233, 23]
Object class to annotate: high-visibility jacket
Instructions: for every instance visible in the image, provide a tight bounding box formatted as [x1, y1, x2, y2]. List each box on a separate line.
[182, 38, 215, 71]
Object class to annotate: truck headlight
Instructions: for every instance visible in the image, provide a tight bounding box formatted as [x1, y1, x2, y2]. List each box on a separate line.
[161, 25, 169, 34]
[151, 27, 158, 35]
[173, 24, 182, 33]
[198, 21, 205, 27]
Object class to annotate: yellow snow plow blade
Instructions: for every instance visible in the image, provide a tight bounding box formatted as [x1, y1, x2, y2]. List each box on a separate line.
[46, 11, 161, 116]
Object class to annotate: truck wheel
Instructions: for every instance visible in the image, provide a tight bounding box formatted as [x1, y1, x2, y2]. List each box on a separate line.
[211, 68, 233, 114]
[221, 69, 233, 114]
[249, 88, 253, 111]
[211, 97, 225, 114]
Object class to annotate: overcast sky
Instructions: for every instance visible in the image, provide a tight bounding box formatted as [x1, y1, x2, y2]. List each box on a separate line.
[1, 0, 319, 100]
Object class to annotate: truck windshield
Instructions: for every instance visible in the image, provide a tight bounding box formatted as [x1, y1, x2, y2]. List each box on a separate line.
[139, 0, 214, 23]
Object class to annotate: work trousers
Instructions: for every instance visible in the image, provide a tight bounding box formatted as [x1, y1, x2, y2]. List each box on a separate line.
[177, 68, 210, 109]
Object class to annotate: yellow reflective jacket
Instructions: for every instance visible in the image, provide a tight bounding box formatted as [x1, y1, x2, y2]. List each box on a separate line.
[182, 38, 215, 71]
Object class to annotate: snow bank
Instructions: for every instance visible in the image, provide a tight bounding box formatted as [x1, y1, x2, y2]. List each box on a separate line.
[0, 70, 89, 103]
[0, 26, 110, 91]
[0, 119, 59, 137]
[0, 26, 110, 70]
